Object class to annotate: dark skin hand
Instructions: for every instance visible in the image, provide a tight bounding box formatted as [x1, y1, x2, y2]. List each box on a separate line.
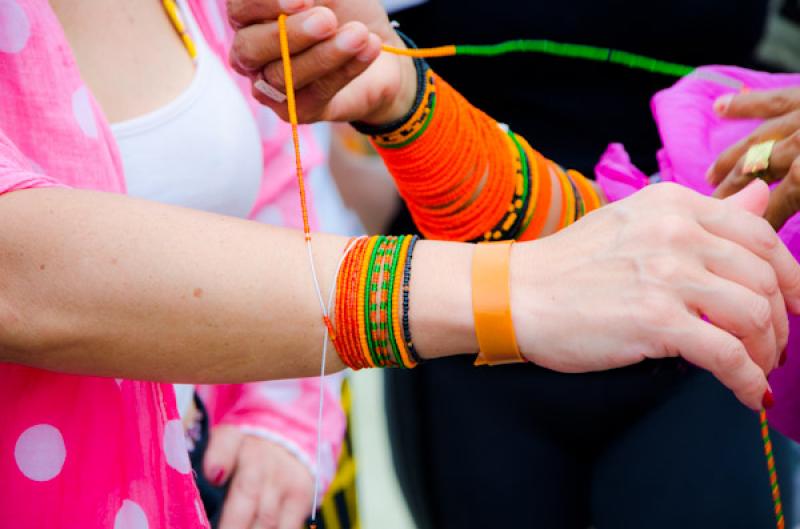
[707, 87, 800, 230]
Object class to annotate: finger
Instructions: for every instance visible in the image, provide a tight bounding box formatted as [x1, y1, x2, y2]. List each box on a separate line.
[708, 111, 800, 187]
[203, 425, 245, 486]
[713, 130, 800, 198]
[687, 271, 777, 373]
[701, 188, 800, 313]
[670, 315, 768, 410]
[231, 7, 338, 73]
[714, 88, 800, 120]
[219, 459, 263, 529]
[227, 0, 313, 28]
[704, 236, 788, 363]
[252, 487, 282, 529]
[278, 497, 311, 529]
[255, 30, 382, 122]
[258, 22, 374, 95]
[765, 158, 800, 231]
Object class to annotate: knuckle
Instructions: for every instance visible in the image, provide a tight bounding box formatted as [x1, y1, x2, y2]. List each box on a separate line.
[768, 93, 794, 115]
[649, 255, 684, 283]
[638, 291, 678, 327]
[262, 63, 286, 91]
[226, 0, 244, 23]
[748, 216, 780, 254]
[658, 216, 696, 246]
[651, 182, 684, 202]
[256, 508, 280, 529]
[748, 296, 772, 332]
[790, 130, 800, 150]
[761, 267, 780, 296]
[790, 157, 800, 181]
[715, 341, 748, 373]
[231, 33, 257, 69]
[231, 475, 260, 500]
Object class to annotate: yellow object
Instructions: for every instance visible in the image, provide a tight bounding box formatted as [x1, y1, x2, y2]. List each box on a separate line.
[162, 0, 198, 60]
[472, 241, 525, 366]
[743, 140, 777, 180]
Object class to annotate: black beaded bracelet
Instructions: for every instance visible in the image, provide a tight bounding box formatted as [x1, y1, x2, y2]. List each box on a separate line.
[401, 235, 423, 365]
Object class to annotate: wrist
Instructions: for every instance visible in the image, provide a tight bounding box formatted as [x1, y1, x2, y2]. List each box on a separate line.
[408, 240, 478, 360]
[353, 31, 424, 129]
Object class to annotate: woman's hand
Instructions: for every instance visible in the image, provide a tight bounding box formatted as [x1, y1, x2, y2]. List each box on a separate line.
[706, 87, 800, 229]
[227, 0, 417, 124]
[204, 425, 313, 529]
[510, 181, 800, 410]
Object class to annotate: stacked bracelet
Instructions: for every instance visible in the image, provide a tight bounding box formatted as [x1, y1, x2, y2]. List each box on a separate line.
[334, 235, 421, 370]
[355, 54, 602, 244]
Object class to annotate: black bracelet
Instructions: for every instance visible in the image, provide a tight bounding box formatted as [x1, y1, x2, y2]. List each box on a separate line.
[401, 235, 423, 365]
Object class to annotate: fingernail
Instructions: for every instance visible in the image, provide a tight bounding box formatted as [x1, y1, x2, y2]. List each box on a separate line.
[780, 347, 788, 367]
[763, 388, 775, 409]
[211, 467, 226, 486]
[302, 11, 333, 39]
[713, 93, 734, 115]
[279, 0, 308, 12]
[356, 35, 379, 62]
[255, 79, 286, 103]
[336, 27, 366, 52]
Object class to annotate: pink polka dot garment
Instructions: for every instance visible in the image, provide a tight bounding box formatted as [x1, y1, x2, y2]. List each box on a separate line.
[0, 1, 342, 527]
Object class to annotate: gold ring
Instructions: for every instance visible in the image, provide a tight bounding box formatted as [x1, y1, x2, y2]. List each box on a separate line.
[743, 140, 777, 181]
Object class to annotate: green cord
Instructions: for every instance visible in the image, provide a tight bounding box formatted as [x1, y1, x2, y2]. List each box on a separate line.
[455, 40, 694, 78]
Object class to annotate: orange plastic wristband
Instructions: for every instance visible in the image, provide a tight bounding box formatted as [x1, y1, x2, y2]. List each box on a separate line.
[472, 241, 525, 366]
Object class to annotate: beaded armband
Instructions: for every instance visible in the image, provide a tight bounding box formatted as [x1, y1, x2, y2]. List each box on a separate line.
[334, 235, 421, 370]
[354, 33, 602, 243]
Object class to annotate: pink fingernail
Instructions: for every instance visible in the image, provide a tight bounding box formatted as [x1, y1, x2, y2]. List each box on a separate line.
[335, 27, 366, 52]
[255, 79, 286, 103]
[705, 166, 715, 183]
[279, 0, 309, 12]
[713, 93, 734, 115]
[302, 11, 334, 39]
[356, 36, 379, 62]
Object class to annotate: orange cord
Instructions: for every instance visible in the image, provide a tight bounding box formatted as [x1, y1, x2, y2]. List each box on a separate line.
[381, 44, 456, 58]
[278, 15, 311, 237]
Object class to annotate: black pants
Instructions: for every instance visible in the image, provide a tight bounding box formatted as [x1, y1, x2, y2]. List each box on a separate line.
[386, 357, 796, 529]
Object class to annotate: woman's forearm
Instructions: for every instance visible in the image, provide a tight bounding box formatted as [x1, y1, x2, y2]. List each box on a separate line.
[0, 188, 474, 382]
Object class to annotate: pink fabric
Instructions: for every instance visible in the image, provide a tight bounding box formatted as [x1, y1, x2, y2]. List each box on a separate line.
[0, 1, 342, 527]
[595, 65, 800, 439]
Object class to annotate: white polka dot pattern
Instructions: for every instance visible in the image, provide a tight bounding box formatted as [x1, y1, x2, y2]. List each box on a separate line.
[163, 419, 191, 474]
[0, 0, 30, 53]
[14, 424, 66, 481]
[114, 500, 149, 529]
[72, 86, 98, 138]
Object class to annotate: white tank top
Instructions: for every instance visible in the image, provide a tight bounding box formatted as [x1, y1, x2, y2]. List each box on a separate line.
[111, 3, 263, 418]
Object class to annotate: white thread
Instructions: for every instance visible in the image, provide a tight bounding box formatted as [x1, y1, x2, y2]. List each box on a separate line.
[309, 236, 366, 521]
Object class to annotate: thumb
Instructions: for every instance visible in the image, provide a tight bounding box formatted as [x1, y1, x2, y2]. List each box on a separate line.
[724, 178, 770, 216]
[203, 425, 244, 486]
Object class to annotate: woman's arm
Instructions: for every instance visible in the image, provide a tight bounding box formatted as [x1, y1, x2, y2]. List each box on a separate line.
[1, 181, 800, 409]
[0, 187, 475, 382]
